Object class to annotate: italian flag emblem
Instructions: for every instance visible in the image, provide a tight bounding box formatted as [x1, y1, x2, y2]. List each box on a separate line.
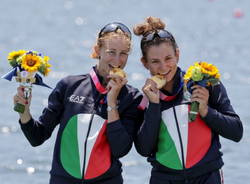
[60, 114, 111, 179]
[156, 104, 211, 169]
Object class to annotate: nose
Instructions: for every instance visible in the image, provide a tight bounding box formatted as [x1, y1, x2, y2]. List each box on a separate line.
[159, 61, 170, 73]
[112, 55, 122, 68]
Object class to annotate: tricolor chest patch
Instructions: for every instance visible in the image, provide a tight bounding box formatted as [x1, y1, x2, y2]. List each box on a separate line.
[60, 113, 111, 180]
[156, 104, 211, 169]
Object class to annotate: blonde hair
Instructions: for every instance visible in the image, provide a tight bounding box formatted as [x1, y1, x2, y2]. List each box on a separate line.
[91, 29, 131, 59]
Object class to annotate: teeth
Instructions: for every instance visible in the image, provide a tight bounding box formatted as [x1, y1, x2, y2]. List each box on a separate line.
[160, 71, 170, 75]
[165, 71, 171, 75]
[109, 65, 120, 69]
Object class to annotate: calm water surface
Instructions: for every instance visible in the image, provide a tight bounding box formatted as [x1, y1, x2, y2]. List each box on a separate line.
[0, 0, 249, 183]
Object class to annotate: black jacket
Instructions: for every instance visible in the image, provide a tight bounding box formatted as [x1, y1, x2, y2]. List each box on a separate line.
[135, 68, 243, 181]
[20, 67, 143, 184]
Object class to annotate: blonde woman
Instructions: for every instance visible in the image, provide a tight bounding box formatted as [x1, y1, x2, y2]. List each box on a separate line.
[14, 22, 143, 184]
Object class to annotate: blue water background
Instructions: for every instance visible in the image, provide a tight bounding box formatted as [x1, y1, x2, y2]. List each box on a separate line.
[0, 0, 249, 183]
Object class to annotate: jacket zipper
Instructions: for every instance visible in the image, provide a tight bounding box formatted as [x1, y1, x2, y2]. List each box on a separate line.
[173, 106, 188, 182]
[172, 106, 185, 168]
[82, 112, 95, 182]
[81, 94, 104, 183]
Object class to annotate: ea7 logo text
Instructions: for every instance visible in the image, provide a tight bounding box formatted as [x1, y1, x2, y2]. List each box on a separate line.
[69, 95, 85, 104]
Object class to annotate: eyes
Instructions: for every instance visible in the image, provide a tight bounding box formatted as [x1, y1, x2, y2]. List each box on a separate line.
[151, 56, 173, 64]
[106, 50, 129, 57]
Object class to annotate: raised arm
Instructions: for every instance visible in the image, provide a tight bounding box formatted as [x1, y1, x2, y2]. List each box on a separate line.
[15, 79, 66, 146]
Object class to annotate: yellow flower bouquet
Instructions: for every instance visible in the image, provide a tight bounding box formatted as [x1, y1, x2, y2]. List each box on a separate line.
[2, 50, 52, 113]
[7, 50, 51, 76]
[184, 61, 220, 122]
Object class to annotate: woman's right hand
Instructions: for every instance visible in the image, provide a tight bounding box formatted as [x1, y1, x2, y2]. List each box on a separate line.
[142, 79, 160, 103]
[13, 86, 32, 123]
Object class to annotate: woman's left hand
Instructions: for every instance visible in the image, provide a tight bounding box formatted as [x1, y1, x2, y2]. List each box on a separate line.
[106, 74, 127, 106]
[191, 85, 209, 117]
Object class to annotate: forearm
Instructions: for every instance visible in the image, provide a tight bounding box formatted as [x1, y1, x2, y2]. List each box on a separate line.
[107, 120, 133, 158]
[19, 78, 65, 146]
[134, 102, 161, 156]
[107, 108, 120, 123]
[204, 83, 244, 142]
[202, 107, 243, 142]
[20, 110, 32, 124]
[20, 107, 60, 146]
[20, 118, 50, 146]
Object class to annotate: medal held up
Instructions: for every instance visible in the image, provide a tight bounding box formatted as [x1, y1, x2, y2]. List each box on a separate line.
[2, 50, 52, 113]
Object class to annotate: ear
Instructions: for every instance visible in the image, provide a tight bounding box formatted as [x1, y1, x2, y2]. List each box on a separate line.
[94, 45, 100, 58]
[175, 48, 180, 63]
[141, 57, 149, 69]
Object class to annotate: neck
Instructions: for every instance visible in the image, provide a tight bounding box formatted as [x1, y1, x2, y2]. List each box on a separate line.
[95, 65, 108, 86]
[162, 79, 174, 94]
[162, 68, 179, 94]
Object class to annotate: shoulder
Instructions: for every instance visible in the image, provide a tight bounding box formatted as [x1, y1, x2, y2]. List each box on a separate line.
[209, 80, 231, 106]
[123, 83, 143, 99]
[56, 74, 90, 89]
[210, 81, 227, 95]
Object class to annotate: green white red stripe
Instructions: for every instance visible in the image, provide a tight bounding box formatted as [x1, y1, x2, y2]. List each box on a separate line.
[60, 113, 111, 179]
[156, 104, 211, 169]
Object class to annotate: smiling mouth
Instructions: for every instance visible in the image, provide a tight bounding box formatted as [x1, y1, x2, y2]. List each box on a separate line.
[159, 70, 171, 77]
[108, 64, 121, 69]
